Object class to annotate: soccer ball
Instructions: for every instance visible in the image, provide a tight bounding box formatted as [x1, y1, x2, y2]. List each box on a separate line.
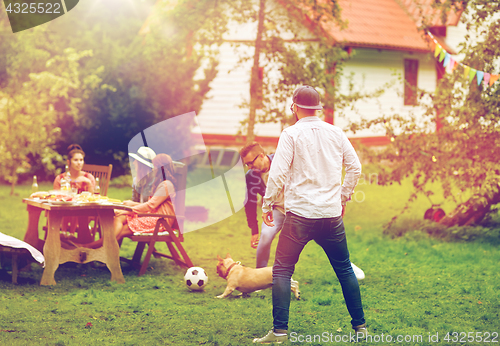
[184, 267, 208, 291]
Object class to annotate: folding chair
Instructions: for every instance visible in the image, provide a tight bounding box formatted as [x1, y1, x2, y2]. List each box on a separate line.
[81, 164, 113, 240]
[120, 161, 193, 276]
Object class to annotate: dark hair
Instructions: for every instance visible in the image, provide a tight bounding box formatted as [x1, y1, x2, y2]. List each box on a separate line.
[240, 142, 264, 158]
[67, 144, 85, 160]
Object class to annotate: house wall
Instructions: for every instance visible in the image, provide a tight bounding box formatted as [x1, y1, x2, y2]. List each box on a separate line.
[195, 0, 317, 141]
[337, 48, 437, 138]
[196, 45, 439, 142]
[194, 1, 461, 145]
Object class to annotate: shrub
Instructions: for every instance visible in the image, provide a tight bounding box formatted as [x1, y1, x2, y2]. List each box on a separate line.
[383, 218, 500, 244]
[109, 174, 133, 188]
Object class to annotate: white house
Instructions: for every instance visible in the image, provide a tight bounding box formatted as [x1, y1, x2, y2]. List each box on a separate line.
[191, 0, 466, 151]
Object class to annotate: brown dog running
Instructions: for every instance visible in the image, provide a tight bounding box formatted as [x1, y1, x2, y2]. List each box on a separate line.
[216, 253, 300, 299]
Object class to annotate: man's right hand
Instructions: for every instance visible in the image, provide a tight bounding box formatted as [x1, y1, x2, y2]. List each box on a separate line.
[251, 234, 259, 249]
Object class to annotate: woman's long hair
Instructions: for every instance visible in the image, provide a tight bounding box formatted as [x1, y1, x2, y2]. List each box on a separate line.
[150, 153, 177, 194]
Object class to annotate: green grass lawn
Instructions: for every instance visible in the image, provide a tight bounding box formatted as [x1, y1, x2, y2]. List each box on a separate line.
[0, 173, 499, 345]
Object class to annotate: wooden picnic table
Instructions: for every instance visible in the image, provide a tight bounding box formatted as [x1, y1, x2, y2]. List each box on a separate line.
[23, 198, 131, 286]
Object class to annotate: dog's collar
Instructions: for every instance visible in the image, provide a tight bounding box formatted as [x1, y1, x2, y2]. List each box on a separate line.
[223, 261, 241, 280]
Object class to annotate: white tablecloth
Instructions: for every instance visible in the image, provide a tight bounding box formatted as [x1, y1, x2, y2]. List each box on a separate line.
[0, 232, 45, 267]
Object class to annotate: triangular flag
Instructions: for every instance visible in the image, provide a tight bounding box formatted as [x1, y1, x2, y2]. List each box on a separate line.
[490, 74, 500, 86]
[469, 68, 477, 82]
[463, 65, 470, 78]
[434, 44, 442, 57]
[439, 49, 446, 62]
[483, 73, 491, 87]
[476, 71, 484, 85]
[446, 58, 454, 73]
[443, 53, 450, 67]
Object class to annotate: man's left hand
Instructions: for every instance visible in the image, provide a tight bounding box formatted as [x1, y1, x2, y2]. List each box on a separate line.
[262, 211, 274, 227]
[341, 204, 346, 218]
[251, 234, 259, 249]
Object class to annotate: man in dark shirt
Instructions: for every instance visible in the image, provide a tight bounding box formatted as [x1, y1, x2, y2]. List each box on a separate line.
[241, 142, 285, 268]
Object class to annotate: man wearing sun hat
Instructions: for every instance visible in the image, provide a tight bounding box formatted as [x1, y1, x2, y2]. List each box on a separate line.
[130, 146, 156, 203]
[253, 86, 367, 343]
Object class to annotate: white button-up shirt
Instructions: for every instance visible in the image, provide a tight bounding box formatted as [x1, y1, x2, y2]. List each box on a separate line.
[262, 116, 361, 218]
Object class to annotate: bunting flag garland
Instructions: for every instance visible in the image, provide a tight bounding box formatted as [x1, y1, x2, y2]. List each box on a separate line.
[439, 49, 446, 62]
[484, 73, 490, 86]
[468, 68, 477, 82]
[463, 65, 470, 78]
[434, 44, 442, 57]
[476, 71, 484, 85]
[443, 53, 451, 67]
[491, 74, 500, 85]
[427, 31, 499, 89]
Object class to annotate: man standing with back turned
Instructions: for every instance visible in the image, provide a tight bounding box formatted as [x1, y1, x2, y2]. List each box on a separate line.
[253, 85, 367, 343]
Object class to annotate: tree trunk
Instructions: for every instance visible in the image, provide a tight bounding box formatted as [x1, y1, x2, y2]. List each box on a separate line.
[10, 180, 16, 196]
[246, 0, 266, 144]
[439, 188, 500, 227]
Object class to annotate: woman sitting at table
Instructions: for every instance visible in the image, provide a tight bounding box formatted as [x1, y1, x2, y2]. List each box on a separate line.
[81, 153, 177, 249]
[54, 144, 95, 194]
[54, 144, 96, 239]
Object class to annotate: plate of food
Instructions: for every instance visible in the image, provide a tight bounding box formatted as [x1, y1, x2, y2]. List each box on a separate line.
[30, 191, 50, 199]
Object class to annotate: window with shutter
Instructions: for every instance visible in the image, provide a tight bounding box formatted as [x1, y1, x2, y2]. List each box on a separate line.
[404, 59, 419, 106]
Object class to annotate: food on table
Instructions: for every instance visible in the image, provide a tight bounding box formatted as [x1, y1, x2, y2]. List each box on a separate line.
[30, 191, 73, 202]
[30, 191, 50, 199]
[74, 193, 100, 202]
[30, 190, 121, 204]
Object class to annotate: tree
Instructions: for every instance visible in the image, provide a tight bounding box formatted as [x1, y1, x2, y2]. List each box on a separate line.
[1, 0, 225, 181]
[225, 0, 357, 142]
[349, 0, 500, 228]
[0, 41, 106, 194]
[44, 0, 224, 175]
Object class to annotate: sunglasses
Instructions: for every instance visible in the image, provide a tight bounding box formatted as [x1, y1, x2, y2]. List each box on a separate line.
[244, 154, 260, 167]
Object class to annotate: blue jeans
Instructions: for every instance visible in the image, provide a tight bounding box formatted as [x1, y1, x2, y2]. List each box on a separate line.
[256, 209, 285, 268]
[272, 212, 365, 331]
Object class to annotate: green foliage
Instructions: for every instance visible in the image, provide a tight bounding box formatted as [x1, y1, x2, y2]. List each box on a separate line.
[109, 174, 133, 189]
[383, 218, 500, 243]
[0, 40, 106, 192]
[44, 0, 223, 175]
[349, 0, 500, 227]
[1, 0, 225, 184]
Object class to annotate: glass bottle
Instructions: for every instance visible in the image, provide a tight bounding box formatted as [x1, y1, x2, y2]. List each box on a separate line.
[94, 177, 100, 197]
[65, 165, 71, 191]
[60, 165, 68, 191]
[31, 175, 39, 194]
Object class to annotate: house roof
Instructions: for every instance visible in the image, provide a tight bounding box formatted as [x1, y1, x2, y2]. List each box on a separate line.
[294, 0, 464, 52]
[139, 0, 464, 53]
